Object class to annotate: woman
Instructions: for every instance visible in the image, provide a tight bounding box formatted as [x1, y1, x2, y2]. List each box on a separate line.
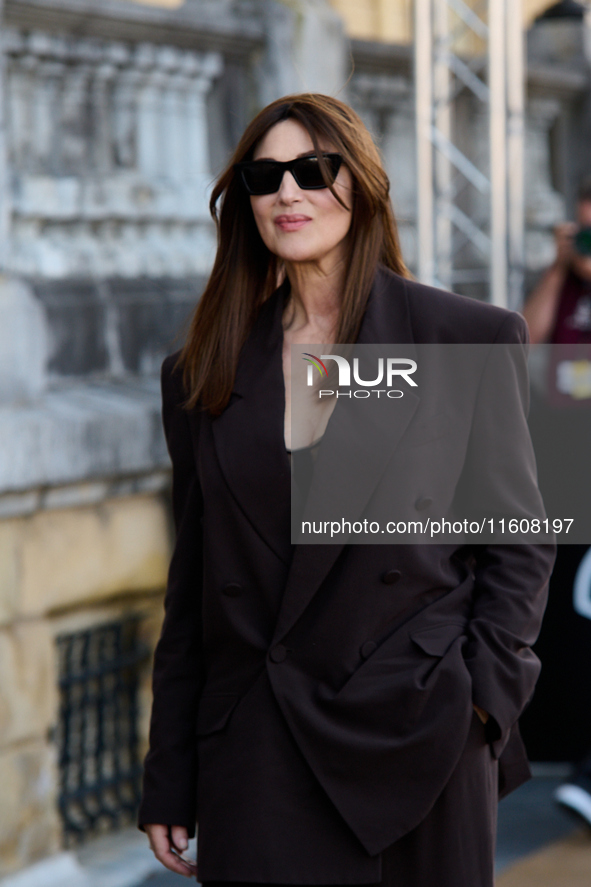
[138, 94, 555, 887]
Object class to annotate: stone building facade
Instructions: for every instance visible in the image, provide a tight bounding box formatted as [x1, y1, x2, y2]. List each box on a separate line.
[0, 0, 589, 878]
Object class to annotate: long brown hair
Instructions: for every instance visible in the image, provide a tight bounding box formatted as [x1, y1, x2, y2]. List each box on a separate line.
[179, 93, 409, 413]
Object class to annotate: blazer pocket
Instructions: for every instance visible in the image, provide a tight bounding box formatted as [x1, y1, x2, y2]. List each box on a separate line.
[410, 622, 467, 657]
[196, 693, 241, 737]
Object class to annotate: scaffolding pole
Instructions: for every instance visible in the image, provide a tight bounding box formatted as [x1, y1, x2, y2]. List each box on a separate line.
[414, 0, 525, 308]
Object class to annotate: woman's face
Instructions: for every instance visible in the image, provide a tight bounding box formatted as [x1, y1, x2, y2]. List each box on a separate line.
[249, 119, 353, 268]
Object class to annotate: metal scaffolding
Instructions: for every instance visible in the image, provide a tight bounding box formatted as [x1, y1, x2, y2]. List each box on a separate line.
[414, 0, 524, 308]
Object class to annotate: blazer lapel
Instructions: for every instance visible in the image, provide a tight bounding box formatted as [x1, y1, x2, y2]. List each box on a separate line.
[272, 268, 419, 644]
[211, 281, 293, 566]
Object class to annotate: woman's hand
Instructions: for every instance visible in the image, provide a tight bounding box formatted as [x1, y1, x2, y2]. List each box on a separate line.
[473, 704, 490, 725]
[144, 824, 197, 879]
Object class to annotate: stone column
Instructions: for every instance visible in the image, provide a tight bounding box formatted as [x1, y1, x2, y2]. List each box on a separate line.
[90, 62, 118, 176]
[136, 44, 165, 180]
[152, 46, 181, 185]
[6, 46, 35, 176]
[112, 67, 142, 170]
[31, 59, 66, 176]
[185, 54, 223, 186]
[164, 72, 187, 184]
[60, 64, 93, 175]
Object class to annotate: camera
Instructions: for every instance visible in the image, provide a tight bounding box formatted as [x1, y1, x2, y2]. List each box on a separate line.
[574, 227, 591, 257]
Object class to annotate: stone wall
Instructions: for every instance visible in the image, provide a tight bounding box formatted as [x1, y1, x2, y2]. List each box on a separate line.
[0, 0, 254, 877]
[0, 494, 169, 876]
[0, 0, 589, 878]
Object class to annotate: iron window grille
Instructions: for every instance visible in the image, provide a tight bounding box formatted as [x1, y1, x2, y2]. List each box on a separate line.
[56, 616, 150, 845]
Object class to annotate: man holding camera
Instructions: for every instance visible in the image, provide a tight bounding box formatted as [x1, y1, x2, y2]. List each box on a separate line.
[524, 177, 591, 345]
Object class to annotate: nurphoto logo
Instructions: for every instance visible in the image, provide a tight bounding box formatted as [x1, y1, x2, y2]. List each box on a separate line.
[303, 353, 418, 398]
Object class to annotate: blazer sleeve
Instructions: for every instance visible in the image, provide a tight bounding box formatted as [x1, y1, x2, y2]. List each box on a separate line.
[460, 312, 556, 758]
[137, 355, 205, 836]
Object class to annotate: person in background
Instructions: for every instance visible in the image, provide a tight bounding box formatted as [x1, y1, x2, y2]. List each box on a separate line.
[523, 175, 591, 826]
[523, 176, 591, 346]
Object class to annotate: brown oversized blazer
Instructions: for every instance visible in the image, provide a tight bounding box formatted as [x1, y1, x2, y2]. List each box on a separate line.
[138, 265, 556, 883]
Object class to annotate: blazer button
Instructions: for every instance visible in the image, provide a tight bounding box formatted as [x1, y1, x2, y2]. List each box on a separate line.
[360, 640, 377, 659]
[270, 644, 288, 663]
[222, 582, 242, 597]
[381, 569, 402, 585]
[415, 496, 433, 511]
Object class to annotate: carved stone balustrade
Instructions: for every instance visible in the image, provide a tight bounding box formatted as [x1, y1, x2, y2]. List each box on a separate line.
[3, 27, 223, 279]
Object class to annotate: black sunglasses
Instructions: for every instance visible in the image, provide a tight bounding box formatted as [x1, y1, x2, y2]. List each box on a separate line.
[235, 153, 343, 195]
